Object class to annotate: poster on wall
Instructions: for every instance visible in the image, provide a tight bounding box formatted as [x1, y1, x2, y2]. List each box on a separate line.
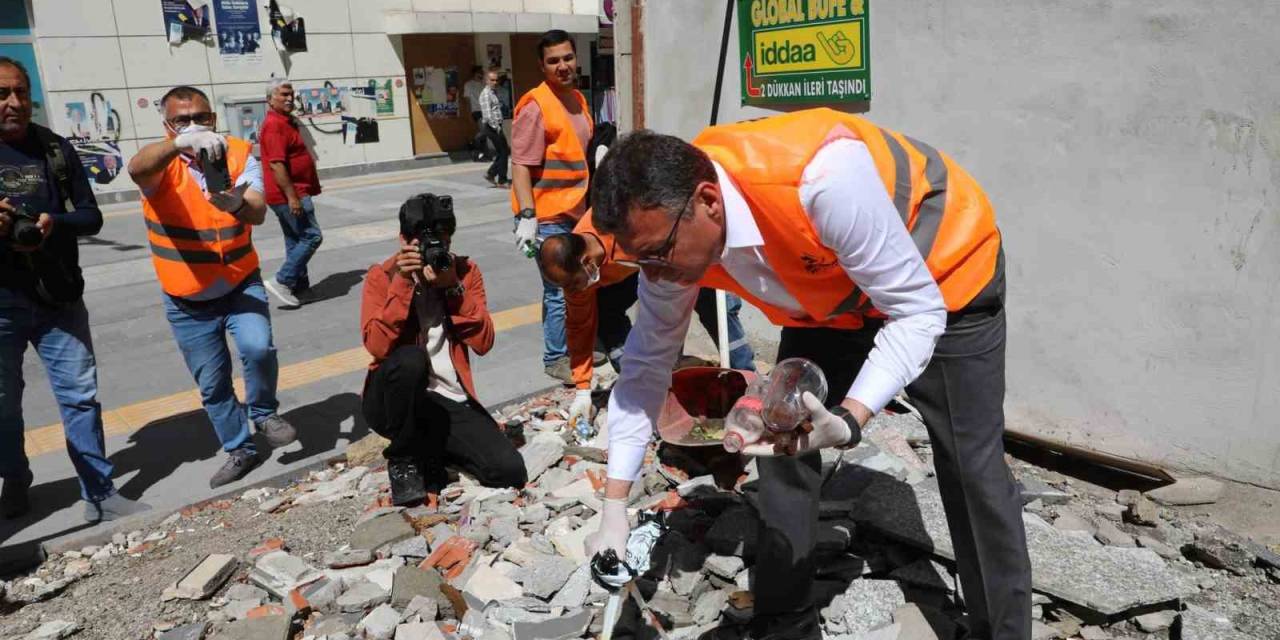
[212, 0, 263, 67]
[295, 82, 347, 118]
[62, 93, 125, 187]
[736, 0, 870, 105]
[162, 0, 211, 45]
[364, 79, 395, 116]
[416, 67, 459, 119]
[486, 44, 502, 68]
[224, 99, 267, 144]
[267, 0, 307, 52]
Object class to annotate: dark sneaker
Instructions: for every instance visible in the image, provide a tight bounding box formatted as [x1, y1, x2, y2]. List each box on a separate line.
[544, 357, 574, 386]
[209, 448, 261, 489]
[83, 493, 151, 523]
[255, 414, 298, 448]
[1, 469, 33, 519]
[388, 459, 426, 507]
[698, 608, 821, 640]
[484, 173, 498, 187]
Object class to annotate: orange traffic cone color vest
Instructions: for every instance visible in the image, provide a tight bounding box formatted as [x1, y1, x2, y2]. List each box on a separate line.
[509, 82, 593, 221]
[140, 137, 260, 298]
[696, 108, 1001, 329]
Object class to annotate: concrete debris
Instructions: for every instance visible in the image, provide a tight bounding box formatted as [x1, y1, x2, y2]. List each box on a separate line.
[209, 614, 291, 640]
[820, 579, 906, 637]
[1133, 610, 1177, 633]
[1020, 477, 1072, 505]
[854, 478, 1197, 616]
[324, 548, 375, 569]
[249, 551, 323, 599]
[1145, 477, 1225, 506]
[350, 512, 416, 552]
[5, 387, 1276, 640]
[22, 621, 80, 640]
[519, 433, 567, 483]
[1177, 605, 1260, 640]
[173, 554, 238, 600]
[356, 604, 401, 640]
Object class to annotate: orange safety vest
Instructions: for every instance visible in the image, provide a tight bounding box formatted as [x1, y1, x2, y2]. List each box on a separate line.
[696, 108, 1001, 330]
[140, 137, 260, 298]
[510, 82, 592, 221]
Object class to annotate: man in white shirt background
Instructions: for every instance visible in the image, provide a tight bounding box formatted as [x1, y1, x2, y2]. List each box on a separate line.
[463, 66, 489, 162]
[585, 112, 1030, 640]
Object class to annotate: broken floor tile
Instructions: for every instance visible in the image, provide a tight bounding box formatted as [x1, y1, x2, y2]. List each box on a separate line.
[336, 580, 391, 613]
[1178, 605, 1259, 640]
[853, 478, 1197, 616]
[209, 615, 290, 640]
[1019, 477, 1072, 505]
[1145, 477, 1224, 506]
[520, 434, 566, 483]
[510, 607, 592, 640]
[357, 604, 402, 640]
[517, 554, 578, 599]
[888, 558, 955, 593]
[249, 551, 322, 599]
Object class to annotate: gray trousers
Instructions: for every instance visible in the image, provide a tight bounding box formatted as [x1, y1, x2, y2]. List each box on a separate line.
[754, 305, 1032, 640]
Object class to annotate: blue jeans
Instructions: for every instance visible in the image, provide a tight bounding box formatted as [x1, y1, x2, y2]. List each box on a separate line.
[0, 289, 116, 501]
[537, 220, 575, 365]
[162, 276, 279, 455]
[270, 196, 322, 291]
[694, 290, 757, 371]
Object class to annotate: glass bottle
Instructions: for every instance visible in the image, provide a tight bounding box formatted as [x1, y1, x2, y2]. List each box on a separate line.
[761, 358, 828, 433]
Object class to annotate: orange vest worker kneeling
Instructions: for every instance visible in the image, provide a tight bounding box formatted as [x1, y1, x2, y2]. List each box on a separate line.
[128, 86, 298, 491]
[584, 110, 1030, 640]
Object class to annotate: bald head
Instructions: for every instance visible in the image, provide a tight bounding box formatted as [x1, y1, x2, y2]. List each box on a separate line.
[539, 233, 594, 292]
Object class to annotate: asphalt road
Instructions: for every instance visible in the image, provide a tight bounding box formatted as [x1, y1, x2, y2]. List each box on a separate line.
[0, 162, 557, 558]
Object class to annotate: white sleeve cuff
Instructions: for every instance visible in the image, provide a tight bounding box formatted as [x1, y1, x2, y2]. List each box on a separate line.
[846, 358, 903, 415]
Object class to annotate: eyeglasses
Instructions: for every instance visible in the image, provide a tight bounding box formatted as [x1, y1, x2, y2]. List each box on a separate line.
[165, 111, 216, 128]
[615, 190, 697, 269]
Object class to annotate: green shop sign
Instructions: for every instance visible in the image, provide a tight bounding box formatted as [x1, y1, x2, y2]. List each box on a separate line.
[737, 0, 870, 105]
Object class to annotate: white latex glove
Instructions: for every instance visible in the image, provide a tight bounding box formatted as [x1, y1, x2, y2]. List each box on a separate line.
[514, 216, 538, 254]
[741, 391, 858, 457]
[173, 127, 227, 160]
[569, 389, 594, 426]
[208, 182, 249, 214]
[585, 497, 629, 561]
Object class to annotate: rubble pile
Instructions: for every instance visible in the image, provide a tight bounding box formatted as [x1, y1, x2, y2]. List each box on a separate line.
[2, 387, 1278, 640]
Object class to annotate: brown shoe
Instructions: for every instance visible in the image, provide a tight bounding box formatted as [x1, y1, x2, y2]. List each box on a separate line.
[543, 357, 574, 386]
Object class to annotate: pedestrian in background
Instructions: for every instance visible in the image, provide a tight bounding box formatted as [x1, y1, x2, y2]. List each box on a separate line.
[463, 66, 489, 162]
[510, 29, 594, 385]
[127, 85, 298, 489]
[0, 57, 147, 522]
[478, 68, 510, 188]
[259, 77, 323, 309]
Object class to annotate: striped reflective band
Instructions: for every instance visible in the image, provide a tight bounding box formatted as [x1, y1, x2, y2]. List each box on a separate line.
[150, 241, 254, 265]
[533, 177, 588, 190]
[902, 135, 948, 261]
[543, 158, 588, 171]
[878, 129, 912, 225]
[145, 218, 246, 242]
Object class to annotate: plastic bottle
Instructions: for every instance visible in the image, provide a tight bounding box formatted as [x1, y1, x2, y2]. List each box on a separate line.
[722, 379, 767, 453]
[761, 357, 828, 433]
[521, 239, 538, 258]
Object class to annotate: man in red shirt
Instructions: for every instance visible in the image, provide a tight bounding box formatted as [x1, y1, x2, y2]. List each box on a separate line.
[259, 78, 322, 309]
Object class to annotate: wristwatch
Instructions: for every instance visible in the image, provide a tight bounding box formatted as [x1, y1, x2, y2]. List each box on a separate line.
[516, 208, 537, 220]
[830, 405, 863, 450]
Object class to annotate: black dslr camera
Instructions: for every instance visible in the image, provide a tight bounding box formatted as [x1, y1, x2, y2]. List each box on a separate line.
[8, 203, 44, 250]
[399, 193, 456, 272]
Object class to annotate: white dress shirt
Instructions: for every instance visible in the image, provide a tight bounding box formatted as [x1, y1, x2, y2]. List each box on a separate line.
[605, 138, 947, 482]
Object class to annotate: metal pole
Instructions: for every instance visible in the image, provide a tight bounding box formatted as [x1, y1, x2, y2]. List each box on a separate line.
[712, 1, 736, 368]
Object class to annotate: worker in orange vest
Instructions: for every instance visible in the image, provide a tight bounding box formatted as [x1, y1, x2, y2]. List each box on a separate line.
[128, 86, 298, 490]
[585, 111, 1030, 640]
[509, 29, 594, 385]
[539, 211, 756, 425]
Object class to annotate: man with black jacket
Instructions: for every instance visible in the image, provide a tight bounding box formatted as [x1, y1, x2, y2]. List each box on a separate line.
[0, 58, 147, 522]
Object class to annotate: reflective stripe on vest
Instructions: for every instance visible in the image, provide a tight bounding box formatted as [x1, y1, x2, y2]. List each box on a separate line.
[509, 82, 592, 221]
[694, 108, 1001, 329]
[140, 137, 261, 298]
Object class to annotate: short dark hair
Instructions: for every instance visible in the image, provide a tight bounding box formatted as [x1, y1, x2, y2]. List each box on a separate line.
[160, 85, 210, 108]
[0, 56, 32, 91]
[537, 233, 587, 279]
[591, 130, 718, 235]
[537, 30, 575, 60]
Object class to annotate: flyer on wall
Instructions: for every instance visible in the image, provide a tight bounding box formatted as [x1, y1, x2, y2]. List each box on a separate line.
[161, 0, 210, 46]
[212, 0, 263, 67]
[62, 92, 125, 188]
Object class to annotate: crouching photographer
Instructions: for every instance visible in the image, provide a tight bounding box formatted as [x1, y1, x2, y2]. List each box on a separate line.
[360, 193, 528, 506]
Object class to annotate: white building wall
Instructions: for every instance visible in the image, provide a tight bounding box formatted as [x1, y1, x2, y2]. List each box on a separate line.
[29, 0, 415, 196]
